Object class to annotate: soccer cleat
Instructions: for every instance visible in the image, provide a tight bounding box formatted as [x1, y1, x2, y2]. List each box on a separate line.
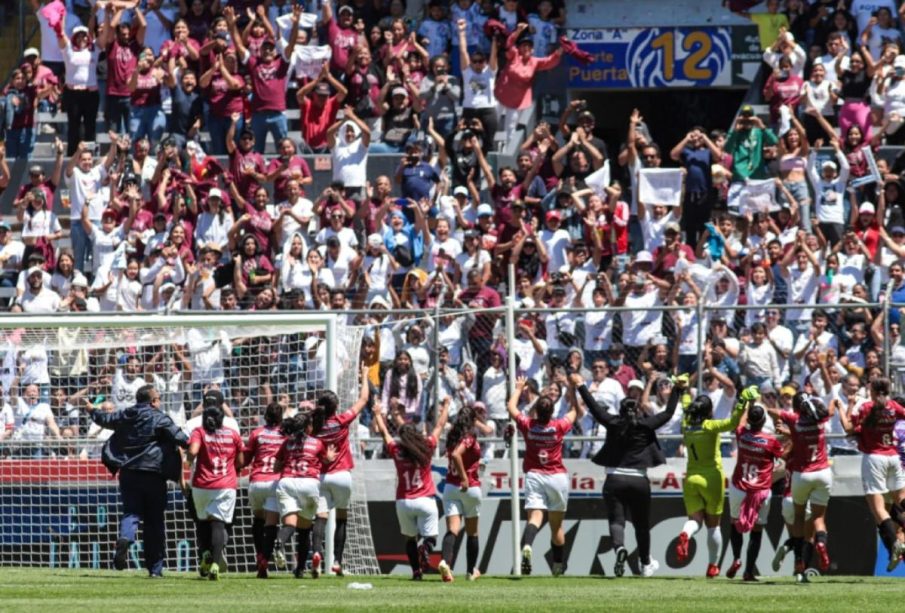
[552, 562, 564, 577]
[794, 560, 805, 576]
[521, 545, 533, 575]
[641, 559, 660, 578]
[743, 572, 758, 582]
[772, 543, 790, 572]
[675, 532, 690, 563]
[113, 538, 131, 570]
[272, 540, 287, 570]
[726, 559, 742, 579]
[198, 550, 212, 578]
[815, 542, 831, 572]
[467, 569, 481, 582]
[293, 566, 305, 579]
[796, 571, 810, 584]
[331, 563, 344, 577]
[208, 562, 220, 581]
[311, 552, 322, 579]
[613, 547, 627, 578]
[418, 542, 432, 572]
[438, 560, 454, 583]
[411, 570, 423, 581]
[705, 563, 720, 578]
[887, 542, 905, 572]
[256, 553, 269, 579]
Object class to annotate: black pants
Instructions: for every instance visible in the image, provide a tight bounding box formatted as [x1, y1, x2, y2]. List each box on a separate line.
[681, 190, 715, 248]
[819, 222, 844, 247]
[119, 469, 168, 575]
[63, 88, 99, 155]
[603, 473, 652, 565]
[463, 107, 498, 153]
[105, 94, 131, 135]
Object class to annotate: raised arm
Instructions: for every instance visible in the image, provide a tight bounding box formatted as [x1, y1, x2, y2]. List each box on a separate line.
[570, 373, 617, 428]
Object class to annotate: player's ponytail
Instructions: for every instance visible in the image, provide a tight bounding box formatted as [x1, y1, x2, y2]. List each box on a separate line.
[686, 395, 712, 426]
[534, 396, 555, 424]
[867, 377, 891, 427]
[316, 390, 339, 417]
[263, 402, 283, 428]
[398, 423, 432, 467]
[446, 406, 476, 452]
[618, 398, 639, 436]
[202, 405, 224, 434]
[281, 412, 313, 443]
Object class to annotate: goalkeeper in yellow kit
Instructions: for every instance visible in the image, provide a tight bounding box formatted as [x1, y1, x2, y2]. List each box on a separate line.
[673, 383, 760, 578]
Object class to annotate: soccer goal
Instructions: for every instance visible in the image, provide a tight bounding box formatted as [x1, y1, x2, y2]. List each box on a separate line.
[0, 312, 380, 575]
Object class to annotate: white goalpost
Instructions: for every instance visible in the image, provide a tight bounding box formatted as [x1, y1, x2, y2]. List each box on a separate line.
[0, 312, 380, 575]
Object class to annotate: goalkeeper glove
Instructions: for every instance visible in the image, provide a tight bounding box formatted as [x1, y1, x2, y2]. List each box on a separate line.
[739, 386, 760, 403]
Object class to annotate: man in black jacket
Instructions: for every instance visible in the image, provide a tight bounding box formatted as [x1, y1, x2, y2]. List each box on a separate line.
[87, 384, 189, 577]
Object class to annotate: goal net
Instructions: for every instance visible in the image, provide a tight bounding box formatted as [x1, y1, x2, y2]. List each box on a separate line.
[0, 313, 380, 575]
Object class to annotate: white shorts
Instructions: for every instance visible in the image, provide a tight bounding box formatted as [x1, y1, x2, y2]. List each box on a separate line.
[443, 485, 482, 519]
[524, 471, 569, 513]
[781, 495, 813, 525]
[791, 468, 833, 507]
[193, 487, 237, 522]
[276, 477, 321, 520]
[316, 470, 353, 514]
[395, 497, 439, 538]
[247, 480, 280, 514]
[728, 483, 770, 525]
[861, 453, 905, 495]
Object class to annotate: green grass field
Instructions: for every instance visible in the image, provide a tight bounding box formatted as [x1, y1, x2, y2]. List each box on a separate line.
[1, 569, 903, 611]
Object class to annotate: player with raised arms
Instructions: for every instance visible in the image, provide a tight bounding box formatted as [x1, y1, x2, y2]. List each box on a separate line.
[272, 411, 336, 579]
[509, 376, 578, 576]
[243, 402, 286, 578]
[673, 384, 759, 578]
[726, 403, 786, 581]
[373, 398, 449, 580]
[437, 404, 494, 583]
[186, 403, 244, 581]
[767, 392, 833, 581]
[838, 378, 905, 570]
[311, 367, 370, 577]
[570, 372, 684, 578]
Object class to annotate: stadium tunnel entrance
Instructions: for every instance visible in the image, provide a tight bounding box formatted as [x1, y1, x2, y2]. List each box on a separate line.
[574, 89, 747, 165]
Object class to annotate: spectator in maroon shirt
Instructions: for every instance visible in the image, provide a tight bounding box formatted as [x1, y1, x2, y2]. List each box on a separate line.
[296, 62, 348, 153]
[13, 142, 64, 214]
[226, 4, 301, 154]
[98, 6, 147, 134]
[652, 222, 696, 277]
[265, 138, 313, 202]
[227, 184, 274, 258]
[762, 55, 803, 124]
[457, 268, 502, 396]
[225, 113, 267, 203]
[324, 1, 364, 75]
[606, 344, 638, 393]
[200, 48, 245, 155]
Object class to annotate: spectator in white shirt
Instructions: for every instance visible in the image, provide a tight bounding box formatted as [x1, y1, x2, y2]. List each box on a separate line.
[13, 266, 61, 313]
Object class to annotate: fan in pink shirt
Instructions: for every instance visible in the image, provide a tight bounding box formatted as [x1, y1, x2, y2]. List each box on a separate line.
[324, 1, 363, 74]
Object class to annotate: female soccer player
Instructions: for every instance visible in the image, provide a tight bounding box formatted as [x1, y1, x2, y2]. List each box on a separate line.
[673, 384, 759, 578]
[438, 405, 494, 583]
[508, 376, 578, 576]
[311, 367, 370, 577]
[768, 392, 833, 580]
[272, 412, 336, 579]
[838, 378, 905, 570]
[374, 398, 449, 580]
[186, 404, 244, 581]
[570, 372, 684, 578]
[244, 402, 286, 578]
[727, 404, 786, 581]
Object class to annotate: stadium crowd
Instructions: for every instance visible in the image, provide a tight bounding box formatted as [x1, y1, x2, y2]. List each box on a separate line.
[2, 0, 905, 468]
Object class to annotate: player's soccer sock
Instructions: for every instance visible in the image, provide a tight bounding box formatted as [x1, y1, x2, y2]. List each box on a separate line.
[706, 527, 722, 565]
[892, 502, 905, 529]
[312, 517, 327, 557]
[198, 521, 212, 557]
[551, 543, 564, 564]
[791, 537, 804, 563]
[210, 520, 228, 567]
[522, 523, 540, 548]
[681, 519, 701, 538]
[423, 536, 436, 553]
[252, 517, 265, 555]
[405, 538, 421, 571]
[802, 541, 814, 568]
[263, 525, 278, 560]
[466, 535, 479, 575]
[334, 518, 348, 564]
[442, 531, 457, 564]
[745, 530, 763, 576]
[278, 525, 295, 548]
[878, 518, 898, 554]
[296, 527, 312, 571]
[730, 525, 744, 560]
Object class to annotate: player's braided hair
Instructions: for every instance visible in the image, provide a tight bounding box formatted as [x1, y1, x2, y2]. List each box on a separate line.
[866, 377, 891, 427]
[446, 406, 476, 452]
[263, 402, 283, 428]
[398, 423, 433, 467]
[202, 405, 224, 434]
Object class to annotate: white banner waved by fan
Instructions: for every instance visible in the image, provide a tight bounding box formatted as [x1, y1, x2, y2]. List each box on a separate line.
[739, 178, 779, 214]
[276, 12, 319, 39]
[289, 45, 334, 80]
[584, 160, 610, 196]
[638, 168, 683, 207]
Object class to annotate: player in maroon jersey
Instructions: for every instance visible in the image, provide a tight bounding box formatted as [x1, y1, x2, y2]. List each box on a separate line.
[243, 402, 286, 578]
[838, 378, 905, 571]
[373, 398, 449, 580]
[311, 367, 370, 577]
[726, 404, 786, 581]
[437, 404, 494, 583]
[508, 376, 578, 576]
[767, 392, 834, 581]
[272, 411, 336, 579]
[186, 404, 245, 581]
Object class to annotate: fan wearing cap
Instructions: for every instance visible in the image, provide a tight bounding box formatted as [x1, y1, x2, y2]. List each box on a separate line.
[538, 208, 572, 272]
[226, 4, 302, 154]
[724, 106, 778, 185]
[296, 62, 349, 152]
[79, 201, 135, 275]
[322, 1, 360, 74]
[374, 83, 420, 153]
[637, 186, 681, 253]
[225, 113, 267, 202]
[805, 139, 850, 246]
[194, 188, 233, 253]
[12, 265, 60, 313]
[455, 226, 492, 285]
[652, 221, 696, 276]
[851, 196, 882, 261]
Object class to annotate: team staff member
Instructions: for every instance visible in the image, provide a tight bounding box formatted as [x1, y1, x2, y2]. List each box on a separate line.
[88, 384, 188, 577]
[571, 372, 684, 578]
